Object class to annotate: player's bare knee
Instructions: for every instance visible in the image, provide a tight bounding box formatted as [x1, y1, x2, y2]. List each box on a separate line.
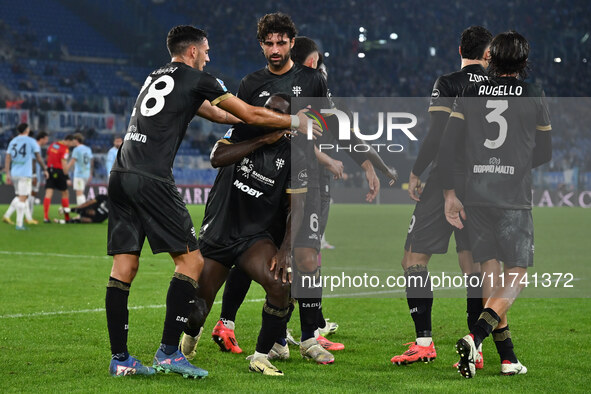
[111, 254, 139, 283]
[293, 249, 318, 273]
[172, 249, 204, 281]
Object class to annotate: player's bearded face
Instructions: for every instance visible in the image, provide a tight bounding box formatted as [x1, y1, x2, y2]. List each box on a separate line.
[261, 33, 293, 70]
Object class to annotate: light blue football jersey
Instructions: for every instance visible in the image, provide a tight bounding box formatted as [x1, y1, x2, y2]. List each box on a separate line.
[105, 146, 118, 175]
[6, 135, 40, 177]
[72, 144, 93, 178]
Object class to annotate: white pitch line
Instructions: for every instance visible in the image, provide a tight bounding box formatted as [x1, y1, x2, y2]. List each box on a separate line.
[0, 250, 111, 260]
[0, 298, 266, 319]
[0, 288, 433, 319]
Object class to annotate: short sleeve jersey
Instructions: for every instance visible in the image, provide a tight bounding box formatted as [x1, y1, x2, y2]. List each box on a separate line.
[112, 62, 232, 183]
[6, 135, 40, 177]
[46, 142, 70, 169]
[451, 77, 552, 209]
[198, 123, 307, 247]
[426, 64, 488, 183]
[237, 63, 331, 188]
[72, 144, 93, 178]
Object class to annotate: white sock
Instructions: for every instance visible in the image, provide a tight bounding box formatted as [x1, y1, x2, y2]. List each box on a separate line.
[314, 329, 320, 338]
[27, 196, 35, 218]
[76, 195, 86, 205]
[4, 197, 18, 219]
[25, 196, 33, 221]
[220, 318, 235, 330]
[416, 337, 432, 347]
[16, 200, 26, 227]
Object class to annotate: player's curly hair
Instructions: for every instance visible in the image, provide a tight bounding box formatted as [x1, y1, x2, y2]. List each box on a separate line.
[488, 31, 530, 79]
[460, 25, 492, 60]
[166, 25, 207, 56]
[257, 13, 297, 42]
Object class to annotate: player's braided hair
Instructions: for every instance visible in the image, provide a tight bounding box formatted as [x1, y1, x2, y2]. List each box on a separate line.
[257, 13, 297, 42]
[166, 25, 207, 56]
[488, 30, 530, 79]
[460, 25, 492, 60]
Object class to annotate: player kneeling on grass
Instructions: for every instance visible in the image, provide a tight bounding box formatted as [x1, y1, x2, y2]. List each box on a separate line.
[57, 194, 108, 223]
[439, 31, 552, 378]
[180, 94, 314, 376]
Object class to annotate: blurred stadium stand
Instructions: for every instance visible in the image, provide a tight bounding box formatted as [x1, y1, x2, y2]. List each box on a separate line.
[0, 0, 589, 189]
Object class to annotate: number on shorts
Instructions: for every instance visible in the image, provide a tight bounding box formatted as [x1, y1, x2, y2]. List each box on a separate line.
[139, 75, 175, 117]
[310, 213, 319, 232]
[408, 214, 416, 233]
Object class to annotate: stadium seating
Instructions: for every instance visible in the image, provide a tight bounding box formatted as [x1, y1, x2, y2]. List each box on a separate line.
[0, 0, 589, 187]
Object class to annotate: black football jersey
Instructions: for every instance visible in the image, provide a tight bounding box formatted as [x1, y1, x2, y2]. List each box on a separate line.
[417, 64, 488, 184]
[451, 77, 552, 209]
[113, 62, 232, 183]
[237, 63, 329, 109]
[89, 194, 109, 223]
[237, 63, 331, 188]
[198, 123, 307, 247]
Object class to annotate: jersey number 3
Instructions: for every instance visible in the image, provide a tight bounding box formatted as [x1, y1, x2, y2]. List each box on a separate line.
[137, 75, 175, 117]
[484, 99, 508, 149]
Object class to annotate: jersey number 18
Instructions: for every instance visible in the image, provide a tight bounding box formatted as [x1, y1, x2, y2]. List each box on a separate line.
[132, 75, 175, 117]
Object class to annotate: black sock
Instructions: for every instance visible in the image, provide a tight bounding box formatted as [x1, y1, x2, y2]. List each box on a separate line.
[493, 325, 518, 363]
[466, 273, 483, 332]
[405, 265, 433, 338]
[471, 307, 501, 348]
[299, 298, 321, 341]
[160, 273, 198, 352]
[276, 299, 295, 346]
[256, 300, 289, 354]
[317, 305, 326, 329]
[185, 296, 209, 337]
[220, 266, 252, 322]
[106, 276, 131, 359]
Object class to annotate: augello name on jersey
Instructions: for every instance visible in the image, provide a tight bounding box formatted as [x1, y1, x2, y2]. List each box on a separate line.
[478, 85, 523, 96]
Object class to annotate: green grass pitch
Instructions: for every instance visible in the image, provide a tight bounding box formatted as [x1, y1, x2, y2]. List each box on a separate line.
[1, 203, 589, 392]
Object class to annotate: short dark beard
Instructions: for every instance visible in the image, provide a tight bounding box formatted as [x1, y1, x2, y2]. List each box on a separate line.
[266, 52, 290, 72]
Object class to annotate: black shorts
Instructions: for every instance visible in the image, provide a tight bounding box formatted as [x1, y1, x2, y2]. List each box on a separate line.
[45, 168, 68, 191]
[293, 187, 321, 252]
[107, 171, 198, 255]
[198, 234, 273, 269]
[466, 206, 534, 268]
[404, 179, 470, 254]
